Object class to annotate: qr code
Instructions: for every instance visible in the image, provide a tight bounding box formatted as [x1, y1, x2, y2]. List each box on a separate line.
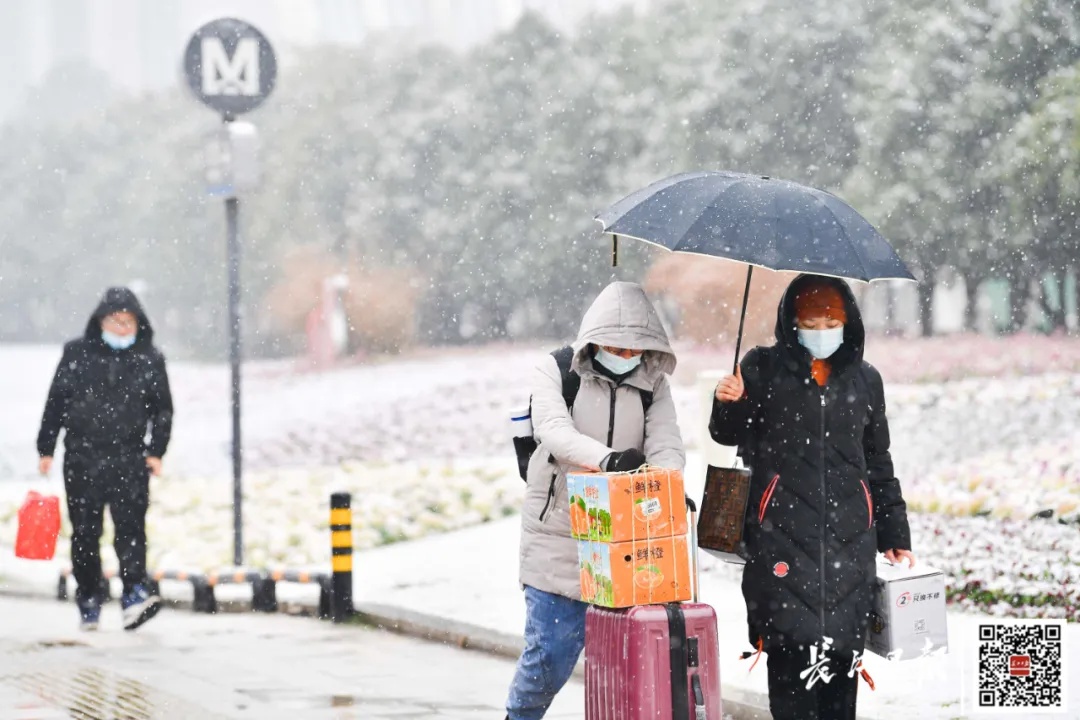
[975, 621, 1065, 712]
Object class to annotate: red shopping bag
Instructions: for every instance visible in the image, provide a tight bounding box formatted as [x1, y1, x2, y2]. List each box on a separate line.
[15, 491, 61, 561]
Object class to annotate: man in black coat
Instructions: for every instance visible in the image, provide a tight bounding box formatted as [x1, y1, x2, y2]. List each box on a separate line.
[711, 274, 915, 720]
[37, 287, 173, 631]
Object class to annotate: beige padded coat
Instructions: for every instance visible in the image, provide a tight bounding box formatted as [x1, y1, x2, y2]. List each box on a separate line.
[518, 282, 686, 599]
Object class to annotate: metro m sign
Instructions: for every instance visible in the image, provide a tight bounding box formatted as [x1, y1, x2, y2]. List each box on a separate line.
[184, 18, 276, 117]
[202, 37, 260, 96]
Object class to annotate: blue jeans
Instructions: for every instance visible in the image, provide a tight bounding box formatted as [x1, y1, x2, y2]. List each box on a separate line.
[506, 585, 587, 720]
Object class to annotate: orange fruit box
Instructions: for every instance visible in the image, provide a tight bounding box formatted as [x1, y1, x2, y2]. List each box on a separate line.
[576, 534, 692, 608]
[567, 467, 687, 543]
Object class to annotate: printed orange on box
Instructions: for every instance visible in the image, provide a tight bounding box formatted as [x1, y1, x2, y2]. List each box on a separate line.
[567, 467, 687, 543]
[576, 534, 692, 608]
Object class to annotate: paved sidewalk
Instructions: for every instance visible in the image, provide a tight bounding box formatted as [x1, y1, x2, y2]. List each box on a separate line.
[0, 595, 582, 719]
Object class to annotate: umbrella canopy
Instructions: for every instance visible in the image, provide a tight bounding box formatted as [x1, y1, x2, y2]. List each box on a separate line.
[596, 170, 915, 283]
[595, 171, 915, 372]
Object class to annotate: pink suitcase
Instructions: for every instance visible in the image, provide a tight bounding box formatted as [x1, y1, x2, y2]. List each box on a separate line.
[584, 498, 722, 720]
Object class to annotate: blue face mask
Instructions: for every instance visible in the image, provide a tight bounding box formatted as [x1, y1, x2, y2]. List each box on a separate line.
[102, 330, 137, 350]
[595, 348, 643, 375]
[797, 327, 844, 359]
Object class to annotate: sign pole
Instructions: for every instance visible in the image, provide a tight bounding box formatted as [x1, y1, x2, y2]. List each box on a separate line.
[225, 149, 243, 567]
[183, 17, 275, 569]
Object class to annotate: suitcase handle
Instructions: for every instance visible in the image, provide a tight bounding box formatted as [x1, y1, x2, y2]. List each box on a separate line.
[692, 674, 706, 719]
[686, 496, 699, 603]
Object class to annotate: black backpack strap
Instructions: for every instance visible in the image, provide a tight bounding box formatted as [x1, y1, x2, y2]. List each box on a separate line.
[551, 345, 580, 410]
[542, 345, 581, 469]
[640, 389, 654, 416]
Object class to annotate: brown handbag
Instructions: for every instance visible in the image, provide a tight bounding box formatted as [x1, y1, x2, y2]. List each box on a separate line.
[696, 463, 752, 563]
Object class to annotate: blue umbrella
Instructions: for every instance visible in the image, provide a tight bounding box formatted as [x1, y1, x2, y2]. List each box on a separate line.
[595, 171, 915, 371]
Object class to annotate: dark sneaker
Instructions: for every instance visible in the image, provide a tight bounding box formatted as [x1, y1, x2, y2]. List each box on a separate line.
[77, 596, 101, 632]
[121, 584, 161, 631]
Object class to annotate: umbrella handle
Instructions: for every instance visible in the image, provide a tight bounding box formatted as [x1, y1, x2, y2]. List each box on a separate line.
[732, 266, 753, 374]
[612, 235, 618, 267]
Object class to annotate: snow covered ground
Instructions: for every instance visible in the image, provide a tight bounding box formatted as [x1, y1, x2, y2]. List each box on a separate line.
[6, 338, 1079, 483]
[0, 342, 554, 479]
[1, 339, 1079, 620]
[679, 333, 1080, 385]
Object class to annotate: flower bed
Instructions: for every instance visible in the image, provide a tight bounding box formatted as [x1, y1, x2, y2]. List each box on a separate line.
[904, 434, 1080, 522]
[0, 459, 523, 573]
[699, 512, 1080, 621]
[887, 374, 1080, 485]
[911, 513, 1080, 620]
[674, 333, 1080, 385]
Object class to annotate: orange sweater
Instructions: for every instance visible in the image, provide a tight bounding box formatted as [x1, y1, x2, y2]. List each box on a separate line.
[811, 359, 831, 387]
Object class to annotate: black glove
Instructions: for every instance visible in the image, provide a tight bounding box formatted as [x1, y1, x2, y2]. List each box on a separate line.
[604, 448, 647, 473]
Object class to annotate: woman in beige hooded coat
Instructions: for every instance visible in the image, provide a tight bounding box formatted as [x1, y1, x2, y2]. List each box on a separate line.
[506, 281, 686, 720]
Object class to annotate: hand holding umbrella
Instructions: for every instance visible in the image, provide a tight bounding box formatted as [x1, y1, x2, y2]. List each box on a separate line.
[714, 366, 744, 404]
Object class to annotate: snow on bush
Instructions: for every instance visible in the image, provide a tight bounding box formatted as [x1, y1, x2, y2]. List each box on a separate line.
[887, 374, 1080, 486]
[0, 460, 523, 573]
[904, 434, 1080, 522]
[911, 514, 1080, 620]
[77, 336, 1080, 478]
[675, 333, 1080, 386]
[699, 513, 1080, 621]
[865, 334, 1080, 384]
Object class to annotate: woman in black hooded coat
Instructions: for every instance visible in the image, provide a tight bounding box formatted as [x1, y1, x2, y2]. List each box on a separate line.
[710, 274, 914, 720]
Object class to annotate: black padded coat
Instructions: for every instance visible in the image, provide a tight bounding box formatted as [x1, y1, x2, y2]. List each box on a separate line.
[710, 274, 911, 655]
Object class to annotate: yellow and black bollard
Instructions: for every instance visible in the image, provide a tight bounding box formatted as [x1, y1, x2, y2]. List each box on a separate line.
[329, 492, 355, 623]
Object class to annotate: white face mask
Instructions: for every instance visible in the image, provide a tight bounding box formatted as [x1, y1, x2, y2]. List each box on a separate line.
[595, 348, 642, 375]
[797, 327, 844, 359]
[102, 329, 137, 350]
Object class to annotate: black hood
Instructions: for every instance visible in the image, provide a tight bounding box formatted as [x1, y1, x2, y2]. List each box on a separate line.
[84, 287, 154, 346]
[774, 274, 864, 372]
